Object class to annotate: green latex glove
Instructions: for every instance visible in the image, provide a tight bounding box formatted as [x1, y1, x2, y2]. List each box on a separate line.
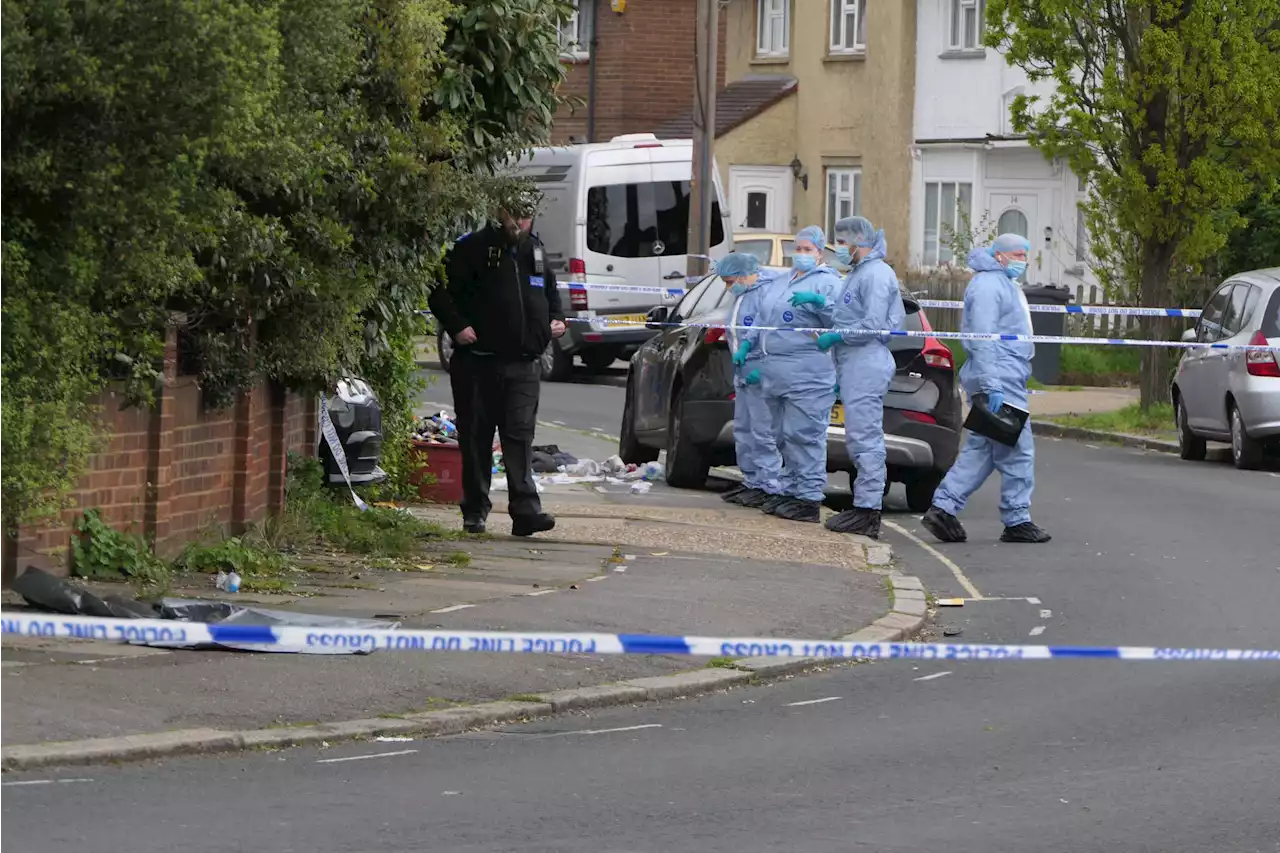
[732, 340, 752, 367]
[816, 332, 843, 352]
[788, 290, 826, 308]
[745, 369, 762, 385]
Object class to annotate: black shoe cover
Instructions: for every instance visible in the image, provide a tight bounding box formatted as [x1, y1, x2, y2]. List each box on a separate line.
[921, 506, 967, 543]
[775, 498, 821, 523]
[463, 519, 486, 535]
[727, 484, 762, 504]
[760, 494, 791, 514]
[511, 513, 556, 537]
[1001, 521, 1051, 543]
[825, 508, 881, 539]
[720, 484, 748, 502]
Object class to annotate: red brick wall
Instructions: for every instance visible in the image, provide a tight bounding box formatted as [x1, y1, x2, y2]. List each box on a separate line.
[552, 0, 726, 144]
[8, 372, 318, 576]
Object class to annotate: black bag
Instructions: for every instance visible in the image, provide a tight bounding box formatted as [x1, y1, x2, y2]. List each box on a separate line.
[963, 393, 1029, 447]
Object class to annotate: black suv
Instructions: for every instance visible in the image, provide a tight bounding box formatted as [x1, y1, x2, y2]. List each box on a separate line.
[619, 269, 962, 511]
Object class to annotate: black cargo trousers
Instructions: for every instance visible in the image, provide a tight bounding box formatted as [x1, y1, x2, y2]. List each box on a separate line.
[449, 349, 543, 522]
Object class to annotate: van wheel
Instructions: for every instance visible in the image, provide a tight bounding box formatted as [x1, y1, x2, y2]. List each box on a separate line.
[542, 342, 572, 382]
[1230, 402, 1264, 470]
[1176, 396, 1206, 461]
[906, 473, 943, 513]
[665, 389, 710, 489]
[619, 377, 659, 465]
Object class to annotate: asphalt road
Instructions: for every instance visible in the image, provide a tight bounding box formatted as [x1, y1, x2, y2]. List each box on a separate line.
[6, 375, 1280, 852]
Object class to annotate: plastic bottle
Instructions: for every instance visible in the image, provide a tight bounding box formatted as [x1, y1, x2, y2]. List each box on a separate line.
[642, 461, 663, 482]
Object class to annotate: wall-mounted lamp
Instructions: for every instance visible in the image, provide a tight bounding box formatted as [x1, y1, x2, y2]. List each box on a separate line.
[1043, 226, 1053, 246]
[789, 155, 809, 191]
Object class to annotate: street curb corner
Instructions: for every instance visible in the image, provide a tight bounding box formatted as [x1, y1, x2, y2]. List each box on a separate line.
[1032, 420, 1179, 455]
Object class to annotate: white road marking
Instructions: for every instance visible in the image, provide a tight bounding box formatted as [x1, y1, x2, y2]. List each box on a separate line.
[570, 724, 662, 736]
[1029, 626, 1046, 637]
[585, 576, 607, 582]
[3, 778, 94, 787]
[317, 749, 418, 764]
[1040, 609, 1053, 619]
[1026, 597, 1041, 605]
[525, 589, 556, 596]
[785, 696, 842, 707]
[913, 671, 953, 682]
[883, 519, 983, 599]
[430, 604, 475, 614]
[1085, 444, 1100, 449]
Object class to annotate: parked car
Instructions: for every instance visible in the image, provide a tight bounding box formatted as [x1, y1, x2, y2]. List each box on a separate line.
[1172, 268, 1280, 469]
[619, 269, 962, 510]
[732, 232, 848, 272]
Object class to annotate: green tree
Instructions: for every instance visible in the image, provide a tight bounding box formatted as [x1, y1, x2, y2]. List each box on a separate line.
[986, 1, 1280, 409]
[1, 0, 574, 534]
[1217, 181, 1280, 274]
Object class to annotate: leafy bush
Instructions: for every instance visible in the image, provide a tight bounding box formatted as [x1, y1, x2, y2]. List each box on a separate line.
[71, 510, 170, 589]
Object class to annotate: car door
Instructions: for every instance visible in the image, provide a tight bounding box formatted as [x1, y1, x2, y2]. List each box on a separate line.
[1180, 283, 1234, 431]
[633, 276, 713, 433]
[654, 275, 722, 435]
[1200, 283, 1252, 432]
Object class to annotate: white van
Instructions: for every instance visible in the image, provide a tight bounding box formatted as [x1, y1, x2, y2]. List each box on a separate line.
[513, 134, 733, 380]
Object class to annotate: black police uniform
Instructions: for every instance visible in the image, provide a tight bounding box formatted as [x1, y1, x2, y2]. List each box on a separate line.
[428, 225, 565, 530]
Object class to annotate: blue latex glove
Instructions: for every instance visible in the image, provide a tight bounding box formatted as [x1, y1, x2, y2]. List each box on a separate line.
[788, 290, 826, 308]
[732, 340, 751, 367]
[745, 369, 762, 385]
[986, 390, 1005, 413]
[816, 332, 843, 352]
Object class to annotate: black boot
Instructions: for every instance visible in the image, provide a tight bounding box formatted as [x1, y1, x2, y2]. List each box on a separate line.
[463, 516, 487, 535]
[720, 484, 748, 502]
[511, 513, 556, 537]
[730, 487, 768, 507]
[921, 506, 967, 543]
[774, 498, 821, 523]
[760, 494, 791, 514]
[1001, 521, 1051, 543]
[825, 508, 881, 539]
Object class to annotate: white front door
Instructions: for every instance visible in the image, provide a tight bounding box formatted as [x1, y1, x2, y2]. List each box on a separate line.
[989, 192, 1043, 278]
[729, 166, 793, 234]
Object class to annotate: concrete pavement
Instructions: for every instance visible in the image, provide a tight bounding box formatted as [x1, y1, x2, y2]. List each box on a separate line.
[5, 409, 1277, 852]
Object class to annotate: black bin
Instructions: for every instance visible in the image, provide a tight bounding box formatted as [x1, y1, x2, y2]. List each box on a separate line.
[319, 378, 388, 487]
[1021, 284, 1073, 386]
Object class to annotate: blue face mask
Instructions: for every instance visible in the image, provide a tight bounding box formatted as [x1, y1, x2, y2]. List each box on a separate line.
[792, 254, 818, 272]
[1005, 260, 1028, 280]
[729, 282, 747, 295]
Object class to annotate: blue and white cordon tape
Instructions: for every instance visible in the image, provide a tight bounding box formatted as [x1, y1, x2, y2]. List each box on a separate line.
[4, 614, 1279, 661]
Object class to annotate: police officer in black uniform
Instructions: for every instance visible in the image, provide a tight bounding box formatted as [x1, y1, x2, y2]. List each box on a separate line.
[428, 195, 565, 536]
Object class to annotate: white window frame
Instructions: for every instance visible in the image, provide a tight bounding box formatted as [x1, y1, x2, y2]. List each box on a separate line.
[829, 0, 867, 54]
[922, 180, 973, 266]
[756, 0, 789, 58]
[559, 0, 592, 59]
[948, 0, 986, 52]
[825, 168, 862, 235]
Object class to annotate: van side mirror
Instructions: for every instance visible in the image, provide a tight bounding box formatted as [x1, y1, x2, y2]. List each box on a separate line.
[1180, 327, 1197, 343]
[646, 305, 669, 330]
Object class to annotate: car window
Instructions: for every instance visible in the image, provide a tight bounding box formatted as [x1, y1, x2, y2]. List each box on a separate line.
[780, 239, 840, 268]
[673, 276, 712, 320]
[1221, 282, 1251, 337]
[734, 239, 773, 265]
[1236, 284, 1260, 334]
[586, 182, 724, 258]
[1197, 284, 1234, 343]
[688, 276, 727, 318]
[1263, 286, 1280, 338]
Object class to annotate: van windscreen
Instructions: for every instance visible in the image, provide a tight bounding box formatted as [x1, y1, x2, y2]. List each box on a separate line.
[586, 181, 725, 258]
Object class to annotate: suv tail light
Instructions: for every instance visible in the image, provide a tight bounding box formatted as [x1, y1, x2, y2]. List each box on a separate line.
[1245, 330, 1280, 377]
[704, 327, 727, 344]
[922, 338, 954, 370]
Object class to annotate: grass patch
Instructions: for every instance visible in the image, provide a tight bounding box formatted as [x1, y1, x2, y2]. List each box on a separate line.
[707, 657, 743, 669]
[442, 550, 472, 567]
[506, 693, 546, 703]
[953, 342, 1139, 387]
[1047, 402, 1176, 438]
[241, 577, 296, 594]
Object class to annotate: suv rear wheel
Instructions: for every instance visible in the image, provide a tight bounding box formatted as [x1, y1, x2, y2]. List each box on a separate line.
[664, 388, 710, 489]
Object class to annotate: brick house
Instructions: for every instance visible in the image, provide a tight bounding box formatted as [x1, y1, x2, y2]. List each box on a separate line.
[550, 0, 725, 144]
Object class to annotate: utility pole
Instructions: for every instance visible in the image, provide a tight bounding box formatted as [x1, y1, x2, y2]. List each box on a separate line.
[686, 0, 719, 280]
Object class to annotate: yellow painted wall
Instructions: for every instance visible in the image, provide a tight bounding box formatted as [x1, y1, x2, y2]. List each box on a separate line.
[720, 0, 916, 266]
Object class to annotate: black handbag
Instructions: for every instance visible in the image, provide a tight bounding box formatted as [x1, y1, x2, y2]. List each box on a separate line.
[963, 393, 1029, 447]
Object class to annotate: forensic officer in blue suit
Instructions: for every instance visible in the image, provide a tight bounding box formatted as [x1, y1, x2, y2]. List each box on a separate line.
[734, 226, 840, 523]
[717, 252, 782, 508]
[922, 233, 1052, 544]
[817, 216, 905, 540]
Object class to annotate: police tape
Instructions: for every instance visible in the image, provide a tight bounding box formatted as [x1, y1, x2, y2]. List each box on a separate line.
[563, 317, 1280, 353]
[4, 613, 1280, 661]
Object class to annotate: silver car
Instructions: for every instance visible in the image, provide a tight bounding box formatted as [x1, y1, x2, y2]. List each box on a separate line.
[1172, 268, 1280, 469]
